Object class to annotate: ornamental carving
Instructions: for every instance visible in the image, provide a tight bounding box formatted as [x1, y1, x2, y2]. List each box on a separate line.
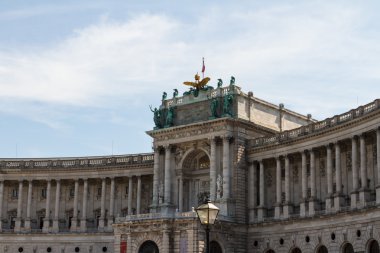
[293, 165, 299, 183]
[265, 170, 272, 187]
[346, 151, 352, 171]
[319, 159, 326, 177]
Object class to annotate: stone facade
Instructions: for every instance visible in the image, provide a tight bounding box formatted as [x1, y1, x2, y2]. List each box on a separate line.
[0, 82, 379, 253]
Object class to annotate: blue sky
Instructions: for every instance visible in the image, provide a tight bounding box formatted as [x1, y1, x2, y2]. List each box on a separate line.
[1, 1, 379, 158]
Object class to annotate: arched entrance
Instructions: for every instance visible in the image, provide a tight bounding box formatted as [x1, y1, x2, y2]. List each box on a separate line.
[317, 245, 328, 253]
[342, 243, 354, 253]
[181, 149, 210, 211]
[210, 241, 223, 253]
[291, 248, 301, 253]
[266, 250, 275, 253]
[368, 240, 379, 253]
[138, 241, 159, 253]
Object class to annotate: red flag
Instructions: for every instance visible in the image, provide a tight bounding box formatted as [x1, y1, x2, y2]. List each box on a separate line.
[202, 57, 205, 78]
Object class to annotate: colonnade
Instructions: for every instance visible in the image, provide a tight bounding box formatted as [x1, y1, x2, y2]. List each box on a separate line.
[152, 135, 232, 212]
[249, 128, 380, 222]
[0, 175, 144, 232]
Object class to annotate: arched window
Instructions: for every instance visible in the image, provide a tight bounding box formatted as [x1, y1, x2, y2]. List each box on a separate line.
[138, 241, 159, 253]
[210, 241, 223, 253]
[342, 243, 354, 253]
[317, 245, 328, 253]
[368, 240, 379, 253]
[291, 247, 302, 253]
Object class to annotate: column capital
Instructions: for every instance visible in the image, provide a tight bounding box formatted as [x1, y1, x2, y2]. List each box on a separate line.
[222, 134, 232, 141]
[209, 136, 218, 142]
[153, 145, 162, 152]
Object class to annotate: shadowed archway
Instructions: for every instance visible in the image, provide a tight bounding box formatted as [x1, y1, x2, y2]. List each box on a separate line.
[138, 240, 159, 253]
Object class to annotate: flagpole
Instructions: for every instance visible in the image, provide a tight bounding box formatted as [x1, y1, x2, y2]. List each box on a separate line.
[202, 57, 205, 79]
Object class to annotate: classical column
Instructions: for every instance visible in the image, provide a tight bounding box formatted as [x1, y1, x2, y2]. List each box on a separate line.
[43, 180, 51, 232]
[222, 136, 231, 199]
[178, 176, 183, 212]
[15, 180, 23, 232]
[359, 134, 370, 206]
[80, 179, 88, 231]
[98, 178, 106, 230]
[162, 230, 170, 253]
[300, 151, 307, 217]
[283, 155, 292, 218]
[164, 145, 172, 204]
[334, 142, 344, 211]
[351, 136, 359, 209]
[257, 161, 266, 221]
[0, 181, 3, 232]
[52, 179, 61, 232]
[108, 177, 115, 229]
[248, 162, 256, 222]
[136, 176, 141, 214]
[71, 179, 79, 231]
[309, 149, 317, 216]
[128, 176, 133, 215]
[274, 157, 282, 219]
[326, 144, 333, 212]
[209, 137, 217, 201]
[24, 180, 33, 230]
[152, 147, 160, 208]
[376, 128, 380, 204]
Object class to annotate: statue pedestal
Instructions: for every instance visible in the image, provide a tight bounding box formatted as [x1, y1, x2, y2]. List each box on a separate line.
[350, 191, 358, 209]
[300, 201, 307, 217]
[215, 198, 235, 218]
[160, 203, 176, 217]
[274, 203, 282, 219]
[283, 203, 293, 218]
[334, 194, 345, 212]
[52, 218, 59, 233]
[308, 198, 319, 216]
[257, 206, 266, 221]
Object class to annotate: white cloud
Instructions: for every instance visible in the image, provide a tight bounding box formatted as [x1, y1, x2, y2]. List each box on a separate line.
[0, 2, 379, 128]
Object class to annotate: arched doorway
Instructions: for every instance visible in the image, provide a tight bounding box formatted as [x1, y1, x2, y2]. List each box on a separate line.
[368, 240, 380, 253]
[210, 241, 223, 253]
[138, 241, 159, 253]
[266, 250, 275, 253]
[342, 243, 354, 253]
[291, 248, 302, 253]
[181, 149, 210, 211]
[317, 245, 328, 253]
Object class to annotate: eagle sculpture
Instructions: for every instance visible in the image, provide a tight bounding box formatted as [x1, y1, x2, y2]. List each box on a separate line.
[183, 73, 211, 90]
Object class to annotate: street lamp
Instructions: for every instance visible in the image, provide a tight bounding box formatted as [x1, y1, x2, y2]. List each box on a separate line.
[195, 199, 220, 253]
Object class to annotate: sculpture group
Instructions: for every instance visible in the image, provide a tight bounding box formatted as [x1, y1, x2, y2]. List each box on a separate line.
[150, 76, 236, 129]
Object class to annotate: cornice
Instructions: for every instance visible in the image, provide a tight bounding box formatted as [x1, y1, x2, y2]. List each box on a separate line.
[249, 99, 380, 154]
[148, 117, 277, 144]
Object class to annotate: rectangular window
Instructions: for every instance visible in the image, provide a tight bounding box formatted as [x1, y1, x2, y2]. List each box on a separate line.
[12, 188, 18, 199]
[69, 188, 75, 197]
[41, 188, 47, 199]
[97, 187, 102, 196]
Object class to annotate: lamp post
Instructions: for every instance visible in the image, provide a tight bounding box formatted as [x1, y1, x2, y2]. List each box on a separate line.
[195, 199, 220, 253]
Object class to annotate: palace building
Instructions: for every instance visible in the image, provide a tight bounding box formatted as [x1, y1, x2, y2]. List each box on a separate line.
[0, 77, 379, 253]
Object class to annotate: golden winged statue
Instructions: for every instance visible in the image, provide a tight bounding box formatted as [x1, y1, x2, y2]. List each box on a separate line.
[183, 73, 211, 90]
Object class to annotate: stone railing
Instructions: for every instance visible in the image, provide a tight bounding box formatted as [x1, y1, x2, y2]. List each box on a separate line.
[163, 85, 241, 108]
[0, 153, 154, 170]
[252, 99, 380, 148]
